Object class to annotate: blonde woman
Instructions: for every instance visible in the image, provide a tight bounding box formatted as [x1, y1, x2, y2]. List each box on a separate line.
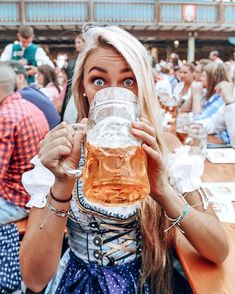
[20, 26, 228, 294]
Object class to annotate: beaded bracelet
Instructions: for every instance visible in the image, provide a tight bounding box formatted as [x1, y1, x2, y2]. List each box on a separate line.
[164, 195, 189, 234]
[46, 194, 71, 218]
[39, 194, 71, 229]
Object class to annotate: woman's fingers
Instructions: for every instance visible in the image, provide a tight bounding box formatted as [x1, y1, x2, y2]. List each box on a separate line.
[40, 136, 73, 155]
[41, 122, 75, 148]
[131, 120, 161, 153]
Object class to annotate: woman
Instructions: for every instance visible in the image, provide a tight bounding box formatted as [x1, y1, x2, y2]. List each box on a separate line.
[180, 63, 230, 119]
[20, 26, 228, 294]
[37, 64, 63, 114]
[173, 63, 195, 108]
[197, 81, 235, 146]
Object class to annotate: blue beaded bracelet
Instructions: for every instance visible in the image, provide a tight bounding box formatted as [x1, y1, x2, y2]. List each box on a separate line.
[164, 195, 189, 234]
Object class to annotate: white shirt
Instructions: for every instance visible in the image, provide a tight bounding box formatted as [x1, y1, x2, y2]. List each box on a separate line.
[173, 82, 192, 103]
[0, 43, 54, 68]
[155, 78, 172, 98]
[197, 103, 235, 147]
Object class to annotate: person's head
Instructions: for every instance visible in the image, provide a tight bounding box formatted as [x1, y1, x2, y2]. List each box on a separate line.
[169, 52, 180, 67]
[0, 62, 16, 101]
[36, 64, 58, 87]
[8, 61, 28, 90]
[179, 63, 195, 84]
[72, 26, 174, 293]
[74, 33, 84, 54]
[194, 59, 211, 82]
[73, 26, 161, 129]
[17, 25, 34, 48]
[209, 50, 220, 62]
[201, 62, 230, 99]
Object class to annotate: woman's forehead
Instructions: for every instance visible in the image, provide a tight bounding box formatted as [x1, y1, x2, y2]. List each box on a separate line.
[84, 47, 128, 68]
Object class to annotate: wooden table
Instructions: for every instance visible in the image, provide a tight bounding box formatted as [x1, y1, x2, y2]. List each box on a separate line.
[176, 159, 235, 294]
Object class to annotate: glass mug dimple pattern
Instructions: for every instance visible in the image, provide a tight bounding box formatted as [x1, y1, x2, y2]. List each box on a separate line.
[185, 123, 207, 157]
[176, 112, 193, 143]
[82, 87, 150, 206]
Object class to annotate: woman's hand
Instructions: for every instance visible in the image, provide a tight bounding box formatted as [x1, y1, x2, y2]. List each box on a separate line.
[191, 81, 203, 98]
[131, 118, 170, 202]
[39, 119, 87, 182]
[215, 81, 234, 104]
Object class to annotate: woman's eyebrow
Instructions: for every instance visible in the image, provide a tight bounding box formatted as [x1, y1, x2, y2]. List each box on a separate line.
[88, 66, 107, 74]
[120, 67, 132, 74]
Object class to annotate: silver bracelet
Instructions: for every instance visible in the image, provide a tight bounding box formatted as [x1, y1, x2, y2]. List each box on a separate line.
[46, 194, 71, 218]
[225, 100, 235, 106]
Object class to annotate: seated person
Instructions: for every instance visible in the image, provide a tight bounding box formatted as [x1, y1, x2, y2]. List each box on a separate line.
[173, 63, 195, 108]
[180, 63, 231, 125]
[36, 65, 63, 114]
[8, 61, 60, 130]
[197, 81, 235, 147]
[0, 62, 49, 224]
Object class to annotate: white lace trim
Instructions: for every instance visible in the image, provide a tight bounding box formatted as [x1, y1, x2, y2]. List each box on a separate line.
[167, 145, 204, 194]
[22, 156, 54, 208]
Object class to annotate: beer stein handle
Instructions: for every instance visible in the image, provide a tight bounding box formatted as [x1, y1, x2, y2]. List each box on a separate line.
[60, 160, 83, 179]
[60, 122, 86, 179]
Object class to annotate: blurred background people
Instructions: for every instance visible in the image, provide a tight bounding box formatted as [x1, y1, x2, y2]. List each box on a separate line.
[0, 62, 49, 224]
[8, 61, 60, 129]
[209, 50, 223, 64]
[173, 63, 195, 108]
[0, 25, 54, 84]
[36, 64, 63, 114]
[61, 32, 85, 120]
[180, 63, 231, 145]
[197, 81, 235, 146]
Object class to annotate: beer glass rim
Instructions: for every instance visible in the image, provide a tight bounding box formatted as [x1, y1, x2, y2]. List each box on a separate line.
[90, 87, 138, 109]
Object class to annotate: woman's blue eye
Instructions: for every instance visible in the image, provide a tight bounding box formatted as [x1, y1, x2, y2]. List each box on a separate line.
[94, 79, 105, 87]
[123, 79, 134, 87]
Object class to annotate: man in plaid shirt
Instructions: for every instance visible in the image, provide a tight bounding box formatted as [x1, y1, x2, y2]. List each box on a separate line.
[0, 62, 49, 224]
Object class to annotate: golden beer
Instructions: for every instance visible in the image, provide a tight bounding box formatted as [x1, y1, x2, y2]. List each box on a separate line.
[82, 143, 150, 205]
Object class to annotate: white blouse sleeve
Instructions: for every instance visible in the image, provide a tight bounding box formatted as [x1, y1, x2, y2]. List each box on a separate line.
[224, 103, 235, 148]
[22, 155, 55, 208]
[167, 146, 204, 194]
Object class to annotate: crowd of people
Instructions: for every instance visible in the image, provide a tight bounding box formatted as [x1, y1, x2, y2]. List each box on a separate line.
[154, 52, 235, 147]
[0, 24, 234, 293]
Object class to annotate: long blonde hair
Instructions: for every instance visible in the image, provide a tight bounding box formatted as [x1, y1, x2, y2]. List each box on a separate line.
[72, 26, 176, 293]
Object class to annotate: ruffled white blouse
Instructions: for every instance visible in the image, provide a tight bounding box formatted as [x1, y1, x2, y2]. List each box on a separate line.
[22, 145, 204, 210]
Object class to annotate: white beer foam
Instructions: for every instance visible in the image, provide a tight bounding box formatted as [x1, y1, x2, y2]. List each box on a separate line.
[87, 116, 140, 148]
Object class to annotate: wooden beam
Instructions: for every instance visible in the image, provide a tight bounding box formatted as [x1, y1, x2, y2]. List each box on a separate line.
[19, 0, 25, 24]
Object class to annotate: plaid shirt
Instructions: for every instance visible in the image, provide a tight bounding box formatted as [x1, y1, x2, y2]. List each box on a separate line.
[0, 92, 49, 207]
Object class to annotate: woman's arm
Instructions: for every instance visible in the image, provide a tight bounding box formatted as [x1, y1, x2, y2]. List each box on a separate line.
[191, 82, 204, 114]
[217, 81, 235, 147]
[20, 121, 87, 292]
[20, 181, 73, 292]
[131, 121, 229, 264]
[225, 103, 235, 147]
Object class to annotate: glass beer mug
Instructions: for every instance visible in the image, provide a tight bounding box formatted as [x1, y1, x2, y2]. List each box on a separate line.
[82, 87, 150, 206]
[185, 123, 207, 157]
